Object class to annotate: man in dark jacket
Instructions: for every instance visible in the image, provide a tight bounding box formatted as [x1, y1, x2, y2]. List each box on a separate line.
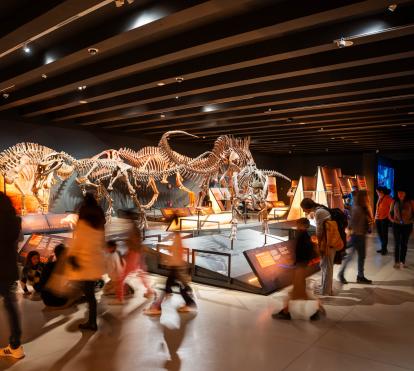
[0, 192, 24, 359]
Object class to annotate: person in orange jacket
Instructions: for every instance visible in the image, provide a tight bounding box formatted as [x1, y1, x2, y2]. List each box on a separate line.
[375, 186, 393, 255]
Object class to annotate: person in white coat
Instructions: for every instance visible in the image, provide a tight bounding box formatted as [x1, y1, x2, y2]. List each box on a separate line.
[66, 193, 106, 331]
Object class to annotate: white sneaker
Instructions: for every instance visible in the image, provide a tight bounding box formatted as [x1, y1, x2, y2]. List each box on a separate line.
[0, 345, 25, 359]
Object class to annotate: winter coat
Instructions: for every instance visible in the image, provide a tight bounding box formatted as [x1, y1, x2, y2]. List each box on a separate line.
[65, 220, 105, 281]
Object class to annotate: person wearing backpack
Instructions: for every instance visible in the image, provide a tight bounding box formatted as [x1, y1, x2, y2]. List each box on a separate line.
[300, 198, 337, 296]
[337, 190, 373, 284]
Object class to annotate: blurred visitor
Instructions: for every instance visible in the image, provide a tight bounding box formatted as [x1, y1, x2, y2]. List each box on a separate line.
[338, 190, 373, 284]
[66, 193, 106, 331]
[145, 223, 196, 315]
[0, 192, 25, 359]
[273, 218, 323, 320]
[39, 244, 69, 308]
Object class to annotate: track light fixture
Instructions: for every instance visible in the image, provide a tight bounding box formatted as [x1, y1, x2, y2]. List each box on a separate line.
[23, 44, 31, 54]
[334, 37, 353, 48]
[2, 93, 9, 99]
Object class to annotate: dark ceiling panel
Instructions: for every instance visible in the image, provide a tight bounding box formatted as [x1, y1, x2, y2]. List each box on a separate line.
[0, 0, 414, 154]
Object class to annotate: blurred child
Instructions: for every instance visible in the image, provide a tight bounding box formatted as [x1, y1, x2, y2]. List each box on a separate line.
[104, 240, 134, 297]
[111, 219, 153, 305]
[273, 218, 322, 320]
[21, 251, 44, 298]
[144, 228, 196, 315]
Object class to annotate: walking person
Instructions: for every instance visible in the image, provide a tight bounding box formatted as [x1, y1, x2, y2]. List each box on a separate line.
[300, 198, 334, 295]
[389, 189, 414, 268]
[111, 216, 154, 305]
[145, 223, 196, 315]
[338, 190, 373, 284]
[0, 192, 25, 359]
[375, 186, 393, 255]
[66, 193, 106, 331]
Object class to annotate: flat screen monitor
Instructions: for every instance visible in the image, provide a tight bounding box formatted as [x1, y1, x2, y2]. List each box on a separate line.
[377, 163, 394, 197]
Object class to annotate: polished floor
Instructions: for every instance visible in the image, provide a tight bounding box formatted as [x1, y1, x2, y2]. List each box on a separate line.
[1, 232, 414, 371]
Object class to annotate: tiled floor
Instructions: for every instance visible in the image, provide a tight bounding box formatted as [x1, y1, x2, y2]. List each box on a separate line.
[1, 233, 413, 371]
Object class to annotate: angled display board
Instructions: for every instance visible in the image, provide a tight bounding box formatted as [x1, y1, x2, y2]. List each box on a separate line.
[19, 234, 71, 263]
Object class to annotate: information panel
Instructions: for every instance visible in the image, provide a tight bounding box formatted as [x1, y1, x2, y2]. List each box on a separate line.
[244, 240, 319, 293]
[19, 234, 71, 263]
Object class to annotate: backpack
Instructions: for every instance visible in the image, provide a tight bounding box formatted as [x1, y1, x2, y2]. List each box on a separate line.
[321, 206, 348, 247]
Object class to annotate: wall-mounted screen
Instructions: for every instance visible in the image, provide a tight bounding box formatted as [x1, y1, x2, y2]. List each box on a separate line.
[377, 163, 394, 197]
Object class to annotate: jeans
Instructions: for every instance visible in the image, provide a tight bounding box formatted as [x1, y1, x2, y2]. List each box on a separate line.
[320, 248, 336, 296]
[375, 219, 389, 252]
[393, 223, 413, 264]
[0, 281, 22, 349]
[339, 234, 366, 278]
[81, 281, 97, 325]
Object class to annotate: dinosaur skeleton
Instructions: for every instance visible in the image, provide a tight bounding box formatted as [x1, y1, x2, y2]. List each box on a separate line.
[0, 132, 290, 223]
[0, 143, 75, 214]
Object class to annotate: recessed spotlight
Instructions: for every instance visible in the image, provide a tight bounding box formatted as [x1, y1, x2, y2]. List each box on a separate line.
[79, 100, 88, 104]
[408, 112, 414, 115]
[176, 77, 184, 83]
[87, 47, 99, 55]
[401, 124, 407, 127]
[41, 74, 47, 79]
[319, 128, 324, 131]
[175, 96, 179, 100]
[268, 108, 272, 112]
[331, 137, 335, 140]
[376, 149, 380, 153]
[388, 4, 397, 12]
[23, 44, 31, 54]
[288, 150, 292, 154]
[292, 144, 296, 147]
[202, 136, 206, 139]
[157, 82, 165, 86]
[2, 93, 9, 99]
[354, 141, 359, 144]
[160, 114, 166, 118]
[334, 37, 354, 48]
[298, 122, 306, 125]
[77, 85, 87, 91]
[272, 140, 278, 143]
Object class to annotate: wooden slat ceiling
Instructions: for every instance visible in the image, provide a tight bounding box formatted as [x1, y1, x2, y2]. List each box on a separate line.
[1, 0, 414, 154]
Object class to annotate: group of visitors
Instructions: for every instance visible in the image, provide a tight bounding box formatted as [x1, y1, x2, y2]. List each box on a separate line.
[0, 191, 196, 359]
[273, 186, 413, 321]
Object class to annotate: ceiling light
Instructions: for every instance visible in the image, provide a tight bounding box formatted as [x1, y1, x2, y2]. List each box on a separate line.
[41, 74, 47, 79]
[298, 122, 306, 125]
[288, 150, 292, 154]
[408, 112, 414, 115]
[176, 77, 184, 83]
[202, 136, 206, 139]
[175, 96, 179, 99]
[354, 141, 359, 144]
[115, 0, 124, 7]
[77, 85, 87, 91]
[87, 47, 99, 55]
[325, 148, 329, 152]
[23, 44, 31, 54]
[376, 149, 380, 153]
[272, 140, 278, 143]
[331, 137, 335, 140]
[401, 124, 407, 127]
[267, 108, 272, 112]
[2, 93, 9, 99]
[334, 37, 354, 48]
[160, 114, 165, 118]
[388, 4, 397, 12]
[79, 100, 88, 104]
[157, 82, 165, 86]
[319, 128, 324, 131]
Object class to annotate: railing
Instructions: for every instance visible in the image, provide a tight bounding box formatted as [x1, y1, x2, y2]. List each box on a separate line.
[143, 233, 162, 242]
[155, 244, 191, 265]
[179, 218, 220, 233]
[191, 249, 232, 282]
